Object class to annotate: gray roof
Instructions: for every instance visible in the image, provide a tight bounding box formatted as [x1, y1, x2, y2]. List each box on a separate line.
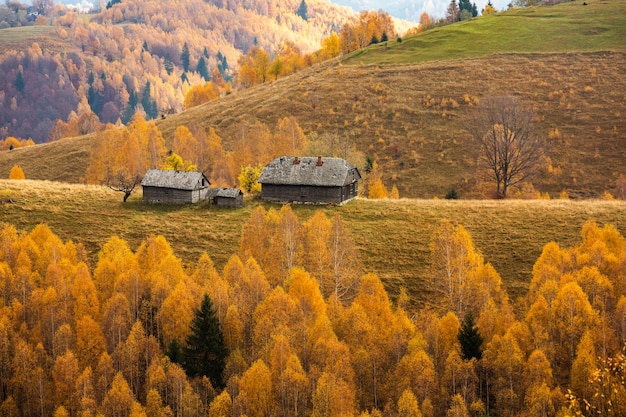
[141, 169, 210, 190]
[207, 188, 243, 198]
[259, 156, 361, 187]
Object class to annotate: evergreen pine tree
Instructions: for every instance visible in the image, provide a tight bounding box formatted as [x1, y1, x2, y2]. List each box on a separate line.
[181, 42, 190, 72]
[381, 32, 388, 42]
[197, 57, 210, 81]
[166, 339, 183, 364]
[203, 47, 210, 58]
[458, 312, 483, 360]
[141, 81, 158, 120]
[182, 294, 227, 388]
[88, 84, 102, 115]
[297, 0, 308, 21]
[122, 90, 138, 124]
[164, 54, 174, 75]
[14, 71, 24, 92]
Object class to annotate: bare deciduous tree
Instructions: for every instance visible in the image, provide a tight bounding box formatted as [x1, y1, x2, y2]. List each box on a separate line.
[469, 96, 546, 198]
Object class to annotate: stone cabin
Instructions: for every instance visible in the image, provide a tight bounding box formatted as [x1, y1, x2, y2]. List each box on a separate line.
[141, 169, 210, 204]
[258, 156, 361, 204]
[206, 188, 244, 208]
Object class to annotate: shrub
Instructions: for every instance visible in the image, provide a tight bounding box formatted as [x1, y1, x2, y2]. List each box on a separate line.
[445, 189, 459, 199]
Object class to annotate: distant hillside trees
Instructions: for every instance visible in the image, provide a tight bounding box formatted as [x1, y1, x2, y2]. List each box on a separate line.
[0, 2, 30, 27]
[338, 10, 396, 54]
[446, 0, 460, 23]
[482, 0, 497, 15]
[0, 0, 354, 142]
[0, 44, 79, 142]
[458, 0, 478, 19]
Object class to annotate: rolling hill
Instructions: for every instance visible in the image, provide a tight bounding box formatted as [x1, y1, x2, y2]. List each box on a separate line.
[0, 0, 360, 142]
[1, 179, 625, 310]
[2, 0, 625, 199]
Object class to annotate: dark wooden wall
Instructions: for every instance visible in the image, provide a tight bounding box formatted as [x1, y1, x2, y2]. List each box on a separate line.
[261, 184, 357, 204]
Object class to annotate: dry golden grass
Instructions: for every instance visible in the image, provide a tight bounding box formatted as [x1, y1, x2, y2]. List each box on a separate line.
[4, 51, 623, 199]
[2, 179, 625, 311]
[0, 135, 91, 183]
[0, 25, 78, 55]
[2, 1, 625, 199]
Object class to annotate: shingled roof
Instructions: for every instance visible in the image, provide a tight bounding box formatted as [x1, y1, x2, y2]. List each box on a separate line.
[141, 169, 209, 190]
[206, 188, 243, 198]
[259, 156, 360, 187]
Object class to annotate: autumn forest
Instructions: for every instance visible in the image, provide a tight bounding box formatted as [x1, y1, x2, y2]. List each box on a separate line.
[1, 202, 626, 417]
[2, 0, 626, 416]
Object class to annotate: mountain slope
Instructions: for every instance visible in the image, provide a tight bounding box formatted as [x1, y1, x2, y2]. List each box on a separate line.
[1, 0, 625, 198]
[0, 0, 357, 142]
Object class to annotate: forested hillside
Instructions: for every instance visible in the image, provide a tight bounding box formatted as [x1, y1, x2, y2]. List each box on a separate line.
[0, 0, 359, 142]
[0, 200, 625, 416]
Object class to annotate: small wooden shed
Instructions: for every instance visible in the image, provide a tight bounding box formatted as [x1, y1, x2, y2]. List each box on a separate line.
[141, 169, 210, 204]
[259, 156, 361, 204]
[206, 188, 244, 208]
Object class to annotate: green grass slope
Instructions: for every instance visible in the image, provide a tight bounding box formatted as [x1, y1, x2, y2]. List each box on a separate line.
[348, 0, 626, 65]
[1, 180, 625, 311]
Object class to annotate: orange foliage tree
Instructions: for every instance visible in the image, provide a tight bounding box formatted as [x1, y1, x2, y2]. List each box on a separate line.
[85, 115, 166, 201]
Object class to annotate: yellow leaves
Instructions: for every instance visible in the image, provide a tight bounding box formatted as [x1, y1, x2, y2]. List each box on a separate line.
[368, 178, 388, 199]
[321, 32, 341, 60]
[164, 153, 196, 171]
[209, 391, 232, 417]
[183, 81, 219, 109]
[238, 164, 263, 194]
[238, 359, 273, 417]
[86, 115, 165, 198]
[312, 371, 356, 417]
[158, 280, 196, 349]
[367, 161, 390, 199]
[398, 389, 422, 417]
[8, 165, 25, 180]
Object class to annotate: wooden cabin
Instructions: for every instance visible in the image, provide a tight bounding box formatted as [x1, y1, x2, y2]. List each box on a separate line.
[259, 156, 361, 204]
[141, 169, 210, 204]
[207, 188, 244, 208]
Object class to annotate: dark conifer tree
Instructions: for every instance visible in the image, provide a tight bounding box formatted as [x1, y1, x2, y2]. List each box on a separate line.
[182, 294, 227, 388]
[181, 42, 190, 72]
[297, 0, 308, 21]
[141, 81, 158, 120]
[197, 57, 210, 81]
[164, 54, 174, 75]
[14, 71, 24, 92]
[459, 312, 483, 360]
[166, 339, 183, 364]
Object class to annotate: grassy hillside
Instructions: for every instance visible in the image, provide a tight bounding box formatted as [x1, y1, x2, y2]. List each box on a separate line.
[1, 179, 625, 311]
[347, 0, 626, 65]
[1, 0, 625, 198]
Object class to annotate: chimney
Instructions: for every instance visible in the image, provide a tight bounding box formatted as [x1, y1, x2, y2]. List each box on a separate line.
[316, 156, 323, 166]
[293, 156, 300, 165]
